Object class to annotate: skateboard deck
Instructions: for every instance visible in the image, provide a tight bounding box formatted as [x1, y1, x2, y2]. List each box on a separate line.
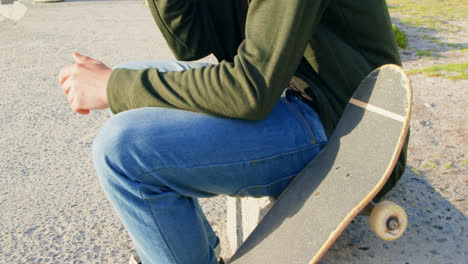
[229, 64, 412, 264]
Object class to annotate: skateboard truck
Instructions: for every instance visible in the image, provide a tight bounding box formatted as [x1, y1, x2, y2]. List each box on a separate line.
[386, 216, 399, 230]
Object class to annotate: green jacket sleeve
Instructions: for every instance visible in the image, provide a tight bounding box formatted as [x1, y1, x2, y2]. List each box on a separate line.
[145, 0, 211, 61]
[146, 0, 242, 61]
[107, 0, 329, 119]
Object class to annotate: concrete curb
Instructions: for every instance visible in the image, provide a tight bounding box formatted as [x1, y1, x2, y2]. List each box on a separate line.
[227, 196, 276, 253]
[0, 1, 27, 21]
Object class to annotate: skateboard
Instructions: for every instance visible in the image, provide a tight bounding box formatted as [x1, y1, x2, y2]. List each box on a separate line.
[229, 64, 412, 264]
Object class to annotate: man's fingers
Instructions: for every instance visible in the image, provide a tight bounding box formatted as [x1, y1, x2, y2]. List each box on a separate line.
[70, 95, 90, 115]
[68, 92, 80, 112]
[66, 88, 74, 105]
[70, 99, 79, 112]
[59, 52, 92, 86]
[67, 87, 89, 114]
[61, 77, 73, 95]
[77, 109, 91, 115]
[59, 52, 108, 114]
[73, 52, 93, 63]
[59, 64, 75, 86]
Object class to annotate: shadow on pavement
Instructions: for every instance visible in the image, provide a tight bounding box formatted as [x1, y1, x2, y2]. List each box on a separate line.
[320, 168, 468, 263]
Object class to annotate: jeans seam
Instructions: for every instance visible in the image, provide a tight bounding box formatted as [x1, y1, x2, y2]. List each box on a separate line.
[280, 96, 317, 144]
[230, 143, 323, 196]
[139, 186, 180, 264]
[158, 144, 323, 170]
[232, 173, 297, 197]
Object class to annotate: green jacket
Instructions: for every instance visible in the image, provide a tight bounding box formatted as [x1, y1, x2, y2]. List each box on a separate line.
[106, 0, 407, 199]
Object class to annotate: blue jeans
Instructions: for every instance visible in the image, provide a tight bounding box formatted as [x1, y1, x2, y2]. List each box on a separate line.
[92, 60, 328, 264]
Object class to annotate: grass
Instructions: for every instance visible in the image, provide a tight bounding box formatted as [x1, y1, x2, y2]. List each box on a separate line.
[423, 163, 439, 169]
[417, 50, 432, 57]
[444, 163, 454, 169]
[387, 0, 468, 32]
[412, 47, 468, 60]
[411, 168, 421, 175]
[422, 159, 440, 169]
[393, 24, 408, 48]
[407, 62, 468, 80]
[422, 35, 464, 48]
[413, 49, 439, 59]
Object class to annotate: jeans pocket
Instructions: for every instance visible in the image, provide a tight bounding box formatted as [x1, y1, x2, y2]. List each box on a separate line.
[281, 98, 317, 145]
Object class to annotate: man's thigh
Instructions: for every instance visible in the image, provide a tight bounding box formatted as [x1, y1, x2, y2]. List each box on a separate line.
[95, 92, 327, 199]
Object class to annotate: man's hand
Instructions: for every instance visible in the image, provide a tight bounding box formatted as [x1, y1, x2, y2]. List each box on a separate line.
[59, 53, 112, 115]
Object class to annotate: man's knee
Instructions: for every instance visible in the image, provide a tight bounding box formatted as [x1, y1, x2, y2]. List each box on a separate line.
[92, 111, 181, 197]
[92, 113, 136, 173]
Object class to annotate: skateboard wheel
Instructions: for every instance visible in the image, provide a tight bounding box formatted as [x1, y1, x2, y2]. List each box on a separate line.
[369, 200, 407, 241]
